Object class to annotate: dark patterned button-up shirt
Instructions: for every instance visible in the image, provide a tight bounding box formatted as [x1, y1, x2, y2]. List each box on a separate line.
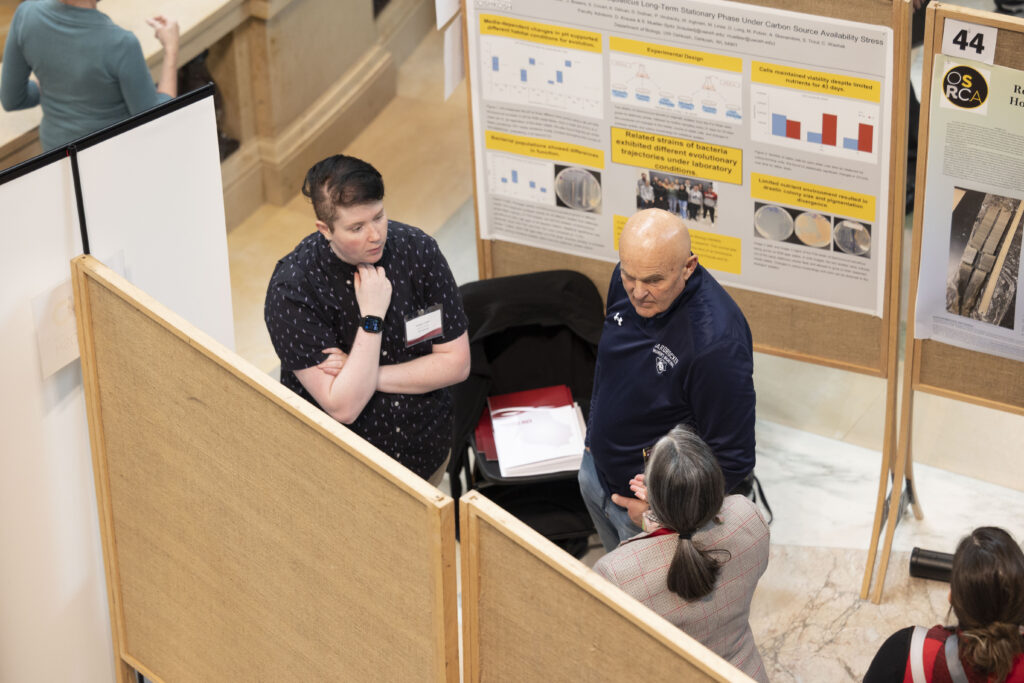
[265, 221, 468, 478]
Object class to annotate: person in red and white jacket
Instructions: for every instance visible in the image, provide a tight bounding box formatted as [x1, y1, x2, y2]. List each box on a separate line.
[864, 526, 1024, 683]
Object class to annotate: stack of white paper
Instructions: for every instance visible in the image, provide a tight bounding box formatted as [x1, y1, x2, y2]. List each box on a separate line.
[490, 404, 586, 477]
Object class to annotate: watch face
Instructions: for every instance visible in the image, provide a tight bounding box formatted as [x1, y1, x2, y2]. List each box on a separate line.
[362, 316, 383, 333]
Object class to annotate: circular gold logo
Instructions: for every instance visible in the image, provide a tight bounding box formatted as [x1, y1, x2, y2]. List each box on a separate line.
[943, 65, 988, 109]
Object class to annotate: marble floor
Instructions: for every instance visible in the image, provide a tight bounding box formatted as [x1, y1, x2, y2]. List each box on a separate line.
[225, 17, 1024, 683]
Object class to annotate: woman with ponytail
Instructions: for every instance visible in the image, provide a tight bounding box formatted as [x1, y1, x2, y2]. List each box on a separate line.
[864, 527, 1024, 682]
[593, 425, 770, 681]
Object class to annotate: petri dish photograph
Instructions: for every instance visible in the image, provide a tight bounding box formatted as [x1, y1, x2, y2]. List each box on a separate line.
[754, 204, 794, 241]
[794, 212, 832, 248]
[554, 166, 601, 212]
[834, 220, 871, 256]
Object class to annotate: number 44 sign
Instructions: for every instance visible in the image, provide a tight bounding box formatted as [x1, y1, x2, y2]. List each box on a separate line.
[942, 18, 997, 66]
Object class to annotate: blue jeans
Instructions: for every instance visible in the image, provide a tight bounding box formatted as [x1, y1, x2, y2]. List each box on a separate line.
[578, 449, 642, 552]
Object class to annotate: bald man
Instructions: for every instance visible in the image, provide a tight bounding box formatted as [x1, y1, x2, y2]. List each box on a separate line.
[579, 209, 756, 550]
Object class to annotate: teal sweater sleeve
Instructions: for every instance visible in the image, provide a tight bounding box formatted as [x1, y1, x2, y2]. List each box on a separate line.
[114, 32, 170, 114]
[1, 6, 41, 111]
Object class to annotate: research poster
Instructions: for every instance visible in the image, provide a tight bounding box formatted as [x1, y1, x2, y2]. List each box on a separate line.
[914, 55, 1024, 363]
[466, 0, 893, 315]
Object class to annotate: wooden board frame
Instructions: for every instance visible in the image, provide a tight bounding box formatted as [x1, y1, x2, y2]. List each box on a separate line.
[867, 3, 1024, 602]
[464, 0, 911, 378]
[463, 0, 915, 603]
[72, 255, 459, 682]
[459, 491, 753, 682]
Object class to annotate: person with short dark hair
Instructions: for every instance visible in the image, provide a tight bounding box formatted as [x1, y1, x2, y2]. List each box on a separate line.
[864, 526, 1024, 682]
[593, 425, 770, 682]
[264, 154, 470, 484]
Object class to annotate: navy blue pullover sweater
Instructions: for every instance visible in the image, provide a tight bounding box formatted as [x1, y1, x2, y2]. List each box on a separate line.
[586, 264, 756, 496]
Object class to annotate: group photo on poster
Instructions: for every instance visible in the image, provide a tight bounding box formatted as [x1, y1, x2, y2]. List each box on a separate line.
[634, 170, 719, 227]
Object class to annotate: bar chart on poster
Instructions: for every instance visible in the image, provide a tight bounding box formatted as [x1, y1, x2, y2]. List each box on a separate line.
[487, 155, 556, 205]
[751, 87, 879, 161]
[479, 34, 604, 118]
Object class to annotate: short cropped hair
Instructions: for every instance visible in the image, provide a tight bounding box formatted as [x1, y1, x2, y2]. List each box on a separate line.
[302, 155, 385, 226]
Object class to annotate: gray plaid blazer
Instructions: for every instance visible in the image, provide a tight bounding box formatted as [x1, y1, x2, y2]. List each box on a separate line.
[594, 495, 770, 682]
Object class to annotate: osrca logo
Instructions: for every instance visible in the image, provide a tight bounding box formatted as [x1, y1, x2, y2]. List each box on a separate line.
[943, 65, 988, 109]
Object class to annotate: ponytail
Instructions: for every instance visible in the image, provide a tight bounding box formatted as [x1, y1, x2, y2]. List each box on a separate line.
[666, 536, 728, 601]
[958, 622, 1023, 681]
[949, 527, 1024, 681]
[644, 425, 728, 602]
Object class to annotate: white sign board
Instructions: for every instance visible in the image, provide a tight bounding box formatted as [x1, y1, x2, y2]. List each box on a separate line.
[465, 0, 893, 316]
[0, 93, 234, 683]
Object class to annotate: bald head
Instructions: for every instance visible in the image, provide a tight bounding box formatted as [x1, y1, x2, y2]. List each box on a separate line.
[618, 209, 698, 317]
[620, 209, 691, 262]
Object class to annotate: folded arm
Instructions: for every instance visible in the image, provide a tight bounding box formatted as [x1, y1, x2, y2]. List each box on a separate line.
[293, 263, 392, 424]
[295, 329, 382, 424]
[315, 329, 469, 398]
[376, 331, 470, 394]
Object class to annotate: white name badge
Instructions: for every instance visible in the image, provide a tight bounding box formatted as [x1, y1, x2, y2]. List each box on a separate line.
[405, 305, 444, 346]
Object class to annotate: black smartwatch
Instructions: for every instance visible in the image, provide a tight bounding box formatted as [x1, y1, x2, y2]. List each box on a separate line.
[360, 315, 384, 334]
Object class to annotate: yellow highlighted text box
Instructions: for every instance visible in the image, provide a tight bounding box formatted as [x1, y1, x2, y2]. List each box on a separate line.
[751, 62, 880, 102]
[751, 173, 875, 223]
[691, 230, 742, 275]
[486, 131, 604, 168]
[609, 37, 741, 72]
[480, 14, 602, 53]
[611, 127, 741, 185]
[613, 214, 629, 250]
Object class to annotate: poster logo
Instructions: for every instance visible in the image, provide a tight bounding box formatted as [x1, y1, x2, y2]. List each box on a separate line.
[942, 65, 989, 112]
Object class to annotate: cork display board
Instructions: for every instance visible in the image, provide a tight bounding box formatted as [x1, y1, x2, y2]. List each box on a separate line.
[72, 256, 458, 683]
[867, 4, 1024, 603]
[468, 0, 911, 377]
[910, 6, 1024, 414]
[459, 491, 750, 682]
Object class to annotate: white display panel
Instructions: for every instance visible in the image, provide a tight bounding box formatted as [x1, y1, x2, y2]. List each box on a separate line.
[0, 158, 114, 683]
[0, 92, 233, 683]
[78, 96, 235, 350]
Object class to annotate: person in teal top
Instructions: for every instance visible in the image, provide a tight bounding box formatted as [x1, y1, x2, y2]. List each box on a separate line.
[1, 0, 180, 151]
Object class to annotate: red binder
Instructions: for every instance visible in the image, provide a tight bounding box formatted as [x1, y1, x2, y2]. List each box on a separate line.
[474, 410, 498, 461]
[475, 385, 574, 461]
[486, 385, 573, 413]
